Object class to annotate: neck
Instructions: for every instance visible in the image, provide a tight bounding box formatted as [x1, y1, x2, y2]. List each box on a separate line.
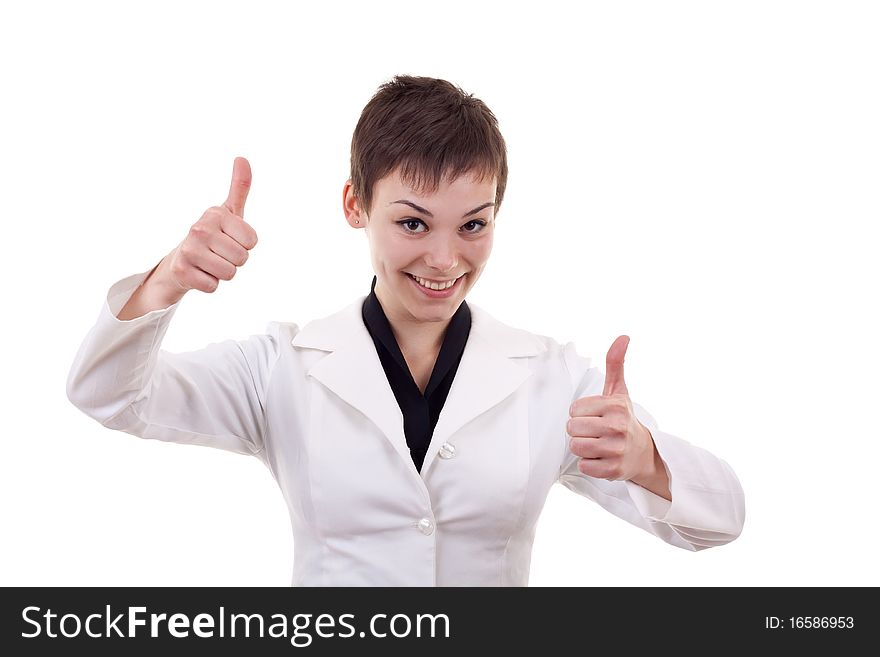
[389, 318, 448, 362]
[374, 285, 451, 360]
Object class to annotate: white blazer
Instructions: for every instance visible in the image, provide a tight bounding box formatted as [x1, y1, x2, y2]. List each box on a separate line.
[67, 269, 745, 586]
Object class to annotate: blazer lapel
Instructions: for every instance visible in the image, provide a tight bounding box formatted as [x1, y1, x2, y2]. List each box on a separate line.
[418, 305, 545, 475]
[290, 296, 547, 481]
[291, 297, 410, 467]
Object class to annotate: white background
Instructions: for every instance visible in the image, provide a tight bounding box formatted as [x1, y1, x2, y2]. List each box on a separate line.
[2, 0, 878, 586]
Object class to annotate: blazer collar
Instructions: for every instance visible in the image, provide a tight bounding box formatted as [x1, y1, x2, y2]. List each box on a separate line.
[290, 296, 546, 480]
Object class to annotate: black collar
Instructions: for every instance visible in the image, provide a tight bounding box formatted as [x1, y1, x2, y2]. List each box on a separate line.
[362, 275, 471, 398]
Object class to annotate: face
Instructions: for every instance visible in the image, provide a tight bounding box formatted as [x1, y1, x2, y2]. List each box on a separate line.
[343, 168, 496, 329]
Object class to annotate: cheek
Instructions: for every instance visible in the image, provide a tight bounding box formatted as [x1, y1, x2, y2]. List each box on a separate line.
[384, 235, 417, 258]
[372, 236, 408, 263]
[472, 239, 493, 263]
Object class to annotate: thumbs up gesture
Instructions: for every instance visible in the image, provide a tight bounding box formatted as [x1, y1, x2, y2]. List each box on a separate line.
[567, 336, 659, 484]
[163, 156, 259, 294]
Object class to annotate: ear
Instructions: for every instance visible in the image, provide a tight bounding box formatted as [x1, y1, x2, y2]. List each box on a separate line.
[342, 179, 367, 228]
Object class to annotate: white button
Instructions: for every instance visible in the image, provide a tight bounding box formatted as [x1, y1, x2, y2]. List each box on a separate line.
[417, 518, 434, 535]
[438, 442, 456, 459]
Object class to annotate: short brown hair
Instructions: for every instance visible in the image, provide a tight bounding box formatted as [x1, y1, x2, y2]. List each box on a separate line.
[350, 75, 508, 217]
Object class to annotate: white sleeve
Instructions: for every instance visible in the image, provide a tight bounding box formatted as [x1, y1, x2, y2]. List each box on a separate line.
[556, 341, 746, 551]
[66, 269, 283, 457]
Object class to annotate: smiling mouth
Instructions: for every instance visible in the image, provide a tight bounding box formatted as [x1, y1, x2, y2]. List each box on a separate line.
[406, 272, 464, 290]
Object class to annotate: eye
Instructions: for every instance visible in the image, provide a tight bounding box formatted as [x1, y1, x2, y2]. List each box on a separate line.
[462, 220, 488, 233]
[398, 218, 427, 233]
[396, 218, 488, 235]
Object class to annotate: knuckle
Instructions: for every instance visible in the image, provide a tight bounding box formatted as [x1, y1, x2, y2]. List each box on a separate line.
[170, 260, 187, 278]
[189, 224, 208, 242]
[201, 210, 222, 227]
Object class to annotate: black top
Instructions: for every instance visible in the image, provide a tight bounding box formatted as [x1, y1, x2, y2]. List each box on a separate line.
[361, 275, 471, 473]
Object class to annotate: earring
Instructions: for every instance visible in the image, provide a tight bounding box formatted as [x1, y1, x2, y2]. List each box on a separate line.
[355, 219, 360, 224]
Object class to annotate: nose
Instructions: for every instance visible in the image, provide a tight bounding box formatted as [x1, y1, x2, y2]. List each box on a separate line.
[423, 238, 458, 275]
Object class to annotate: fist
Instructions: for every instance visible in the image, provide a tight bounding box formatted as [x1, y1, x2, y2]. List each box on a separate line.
[166, 156, 259, 294]
[566, 335, 655, 482]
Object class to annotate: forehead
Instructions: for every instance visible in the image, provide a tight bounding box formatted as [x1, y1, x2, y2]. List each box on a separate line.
[375, 168, 496, 204]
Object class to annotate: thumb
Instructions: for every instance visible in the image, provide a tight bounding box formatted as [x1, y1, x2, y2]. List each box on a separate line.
[603, 335, 630, 397]
[223, 156, 252, 217]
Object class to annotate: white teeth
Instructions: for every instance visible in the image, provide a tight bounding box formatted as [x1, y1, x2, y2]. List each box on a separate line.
[411, 274, 458, 291]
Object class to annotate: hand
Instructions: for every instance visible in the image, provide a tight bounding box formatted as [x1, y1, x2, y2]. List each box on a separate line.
[162, 156, 259, 294]
[566, 335, 657, 483]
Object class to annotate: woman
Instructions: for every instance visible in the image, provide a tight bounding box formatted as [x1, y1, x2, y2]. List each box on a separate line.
[66, 75, 745, 586]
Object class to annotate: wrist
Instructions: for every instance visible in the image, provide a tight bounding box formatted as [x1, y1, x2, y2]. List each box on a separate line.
[630, 428, 671, 501]
[145, 254, 188, 306]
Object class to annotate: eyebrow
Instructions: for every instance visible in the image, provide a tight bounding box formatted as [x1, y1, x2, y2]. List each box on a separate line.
[390, 200, 495, 218]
